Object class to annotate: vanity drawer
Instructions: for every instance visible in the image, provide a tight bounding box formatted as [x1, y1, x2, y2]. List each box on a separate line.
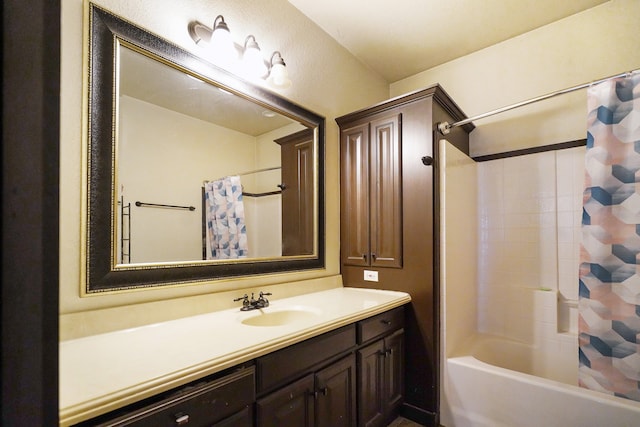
[256, 324, 356, 394]
[92, 366, 254, 427]
[357, 307, 404, 344]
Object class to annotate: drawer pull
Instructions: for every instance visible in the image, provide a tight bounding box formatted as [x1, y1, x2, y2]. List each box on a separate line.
[174, 412, 190, 425]
[380, 320, 392, 326]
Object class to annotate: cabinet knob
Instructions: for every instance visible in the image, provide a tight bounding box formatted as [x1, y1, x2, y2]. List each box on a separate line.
[421, 155, 434, 166]
[174, 412, 190, 425]
[314, 387, 329, 398]
[380, 319, 392, 326]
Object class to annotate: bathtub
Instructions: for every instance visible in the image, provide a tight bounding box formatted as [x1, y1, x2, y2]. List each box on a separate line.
[442, 334, 640, 427]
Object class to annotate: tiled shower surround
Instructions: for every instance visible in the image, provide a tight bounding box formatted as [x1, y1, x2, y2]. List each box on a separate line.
[477, 146, 585, 381]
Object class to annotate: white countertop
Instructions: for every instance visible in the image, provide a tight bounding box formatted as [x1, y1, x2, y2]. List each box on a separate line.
[59, 287, 410, 426]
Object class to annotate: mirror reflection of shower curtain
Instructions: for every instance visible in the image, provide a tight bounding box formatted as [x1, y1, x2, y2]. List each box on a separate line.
[204, 176, 249, 259]
[579, 71, 640, 402]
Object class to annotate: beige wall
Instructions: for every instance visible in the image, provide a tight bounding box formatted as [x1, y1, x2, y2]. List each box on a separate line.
[59, 0, 388, 339]
[390, 0, 640, 157]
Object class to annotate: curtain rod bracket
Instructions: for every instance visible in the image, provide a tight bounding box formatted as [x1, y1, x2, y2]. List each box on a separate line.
[437, 121, 452, 135]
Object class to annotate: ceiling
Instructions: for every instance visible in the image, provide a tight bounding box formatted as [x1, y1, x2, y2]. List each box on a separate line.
[287, 0, 609, 82]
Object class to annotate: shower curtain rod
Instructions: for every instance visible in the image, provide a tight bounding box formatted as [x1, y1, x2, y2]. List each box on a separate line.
[236, 166, 281, 176]
[203, 166, 281, 185]
[438, 68, 639, 135]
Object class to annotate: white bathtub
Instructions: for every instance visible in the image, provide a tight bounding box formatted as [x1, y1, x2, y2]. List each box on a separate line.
[442, 335, 640, 427]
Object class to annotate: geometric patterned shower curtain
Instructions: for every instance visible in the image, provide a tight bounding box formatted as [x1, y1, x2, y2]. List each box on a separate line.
[204, 175, 249, 260]
[579, 71, 640, 402]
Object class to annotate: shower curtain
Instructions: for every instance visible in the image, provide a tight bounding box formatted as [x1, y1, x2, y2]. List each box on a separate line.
[580, 71, 640, 402]
[204, 176, 249, 259]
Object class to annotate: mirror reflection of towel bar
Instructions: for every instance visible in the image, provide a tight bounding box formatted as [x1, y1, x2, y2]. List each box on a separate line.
[135, 201, 196, 211]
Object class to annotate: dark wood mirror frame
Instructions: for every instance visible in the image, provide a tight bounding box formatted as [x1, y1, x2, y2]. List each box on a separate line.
[84, 4, 325, 293]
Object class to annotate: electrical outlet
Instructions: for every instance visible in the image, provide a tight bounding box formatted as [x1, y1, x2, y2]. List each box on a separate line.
[364, 270, 379, 282]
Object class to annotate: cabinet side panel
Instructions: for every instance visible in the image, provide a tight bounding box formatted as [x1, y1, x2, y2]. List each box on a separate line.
[385, 329, 405, 417]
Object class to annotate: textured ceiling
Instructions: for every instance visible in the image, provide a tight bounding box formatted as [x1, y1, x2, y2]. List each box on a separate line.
[287, 0, 609, 82]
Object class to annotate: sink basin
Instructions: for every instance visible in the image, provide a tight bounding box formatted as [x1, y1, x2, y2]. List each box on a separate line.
[240, 307, 322, 327]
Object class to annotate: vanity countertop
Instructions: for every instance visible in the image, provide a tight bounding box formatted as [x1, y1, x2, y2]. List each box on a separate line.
[59, 287, 410, 426]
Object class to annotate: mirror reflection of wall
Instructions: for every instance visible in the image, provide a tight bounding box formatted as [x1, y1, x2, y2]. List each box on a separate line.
[116, 45, 305, 264]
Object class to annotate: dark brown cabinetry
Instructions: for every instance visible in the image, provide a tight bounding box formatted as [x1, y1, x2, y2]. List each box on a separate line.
[256, 355, 356, 427]
[256, 326, 357, 427]
[340, 113, 402, 268]
[337, 85, 472, 425]
[275, 128, 315, 256]
[76, 307, 406, 427]
[83, 366, 255, 427]
[358, 330, 404, 427]
[357, 308, 404, 427]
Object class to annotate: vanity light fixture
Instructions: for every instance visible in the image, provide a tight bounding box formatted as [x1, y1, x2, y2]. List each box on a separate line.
[267, 51, 291, 89]
[188, 16, 291, 88]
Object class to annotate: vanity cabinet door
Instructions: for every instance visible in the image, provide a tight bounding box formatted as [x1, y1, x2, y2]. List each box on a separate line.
[340, 113, 402, 269]
[256, 374, 315, 427]
[314, 355, 356, 427]
[340, 122, 370, 267]
[357, 329, 405, 427]
[356, 340, 385, 427]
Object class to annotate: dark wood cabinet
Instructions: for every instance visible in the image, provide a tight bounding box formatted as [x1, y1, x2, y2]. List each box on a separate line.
[340, 113, 402, 268]
[83, 366, 255, 427]
[356, 308, 404, 427]
[256, 374, 315, 427]
[276, 128, 315, 256]
[76, 307, 405, 427]
[337, 84, 472, 425]
[257, 355, 357, 427]
[314, 355, 357, 427]
[256, 325, 357, 427]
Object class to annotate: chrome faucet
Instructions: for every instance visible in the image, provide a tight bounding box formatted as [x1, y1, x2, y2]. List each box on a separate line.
[234, 292, 272, 311]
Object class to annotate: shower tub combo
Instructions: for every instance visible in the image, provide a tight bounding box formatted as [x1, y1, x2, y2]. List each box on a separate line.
[443, 334, 640, 427]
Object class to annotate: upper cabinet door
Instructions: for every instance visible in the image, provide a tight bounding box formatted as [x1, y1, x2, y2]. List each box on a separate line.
[369, 114, 402, 268]
[340, 123, 371, 267]
[340, 114, 402, 269]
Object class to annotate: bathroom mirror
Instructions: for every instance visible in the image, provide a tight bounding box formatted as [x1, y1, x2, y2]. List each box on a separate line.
[83, 4, 325, 293]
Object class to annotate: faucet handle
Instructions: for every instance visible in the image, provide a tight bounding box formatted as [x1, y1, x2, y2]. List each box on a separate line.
[233, 294, 248, 302]
[257, 291, 271, 307]
[234, 294, 253, 311]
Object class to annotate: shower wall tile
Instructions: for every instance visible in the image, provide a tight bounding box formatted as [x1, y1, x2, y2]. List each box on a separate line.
[477, 148, 583, 351]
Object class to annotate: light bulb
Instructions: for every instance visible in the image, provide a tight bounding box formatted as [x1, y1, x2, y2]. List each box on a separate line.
[209, 16, 236, 67]
[267, 52, 291, 88]
[241, 36, 268, 79]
